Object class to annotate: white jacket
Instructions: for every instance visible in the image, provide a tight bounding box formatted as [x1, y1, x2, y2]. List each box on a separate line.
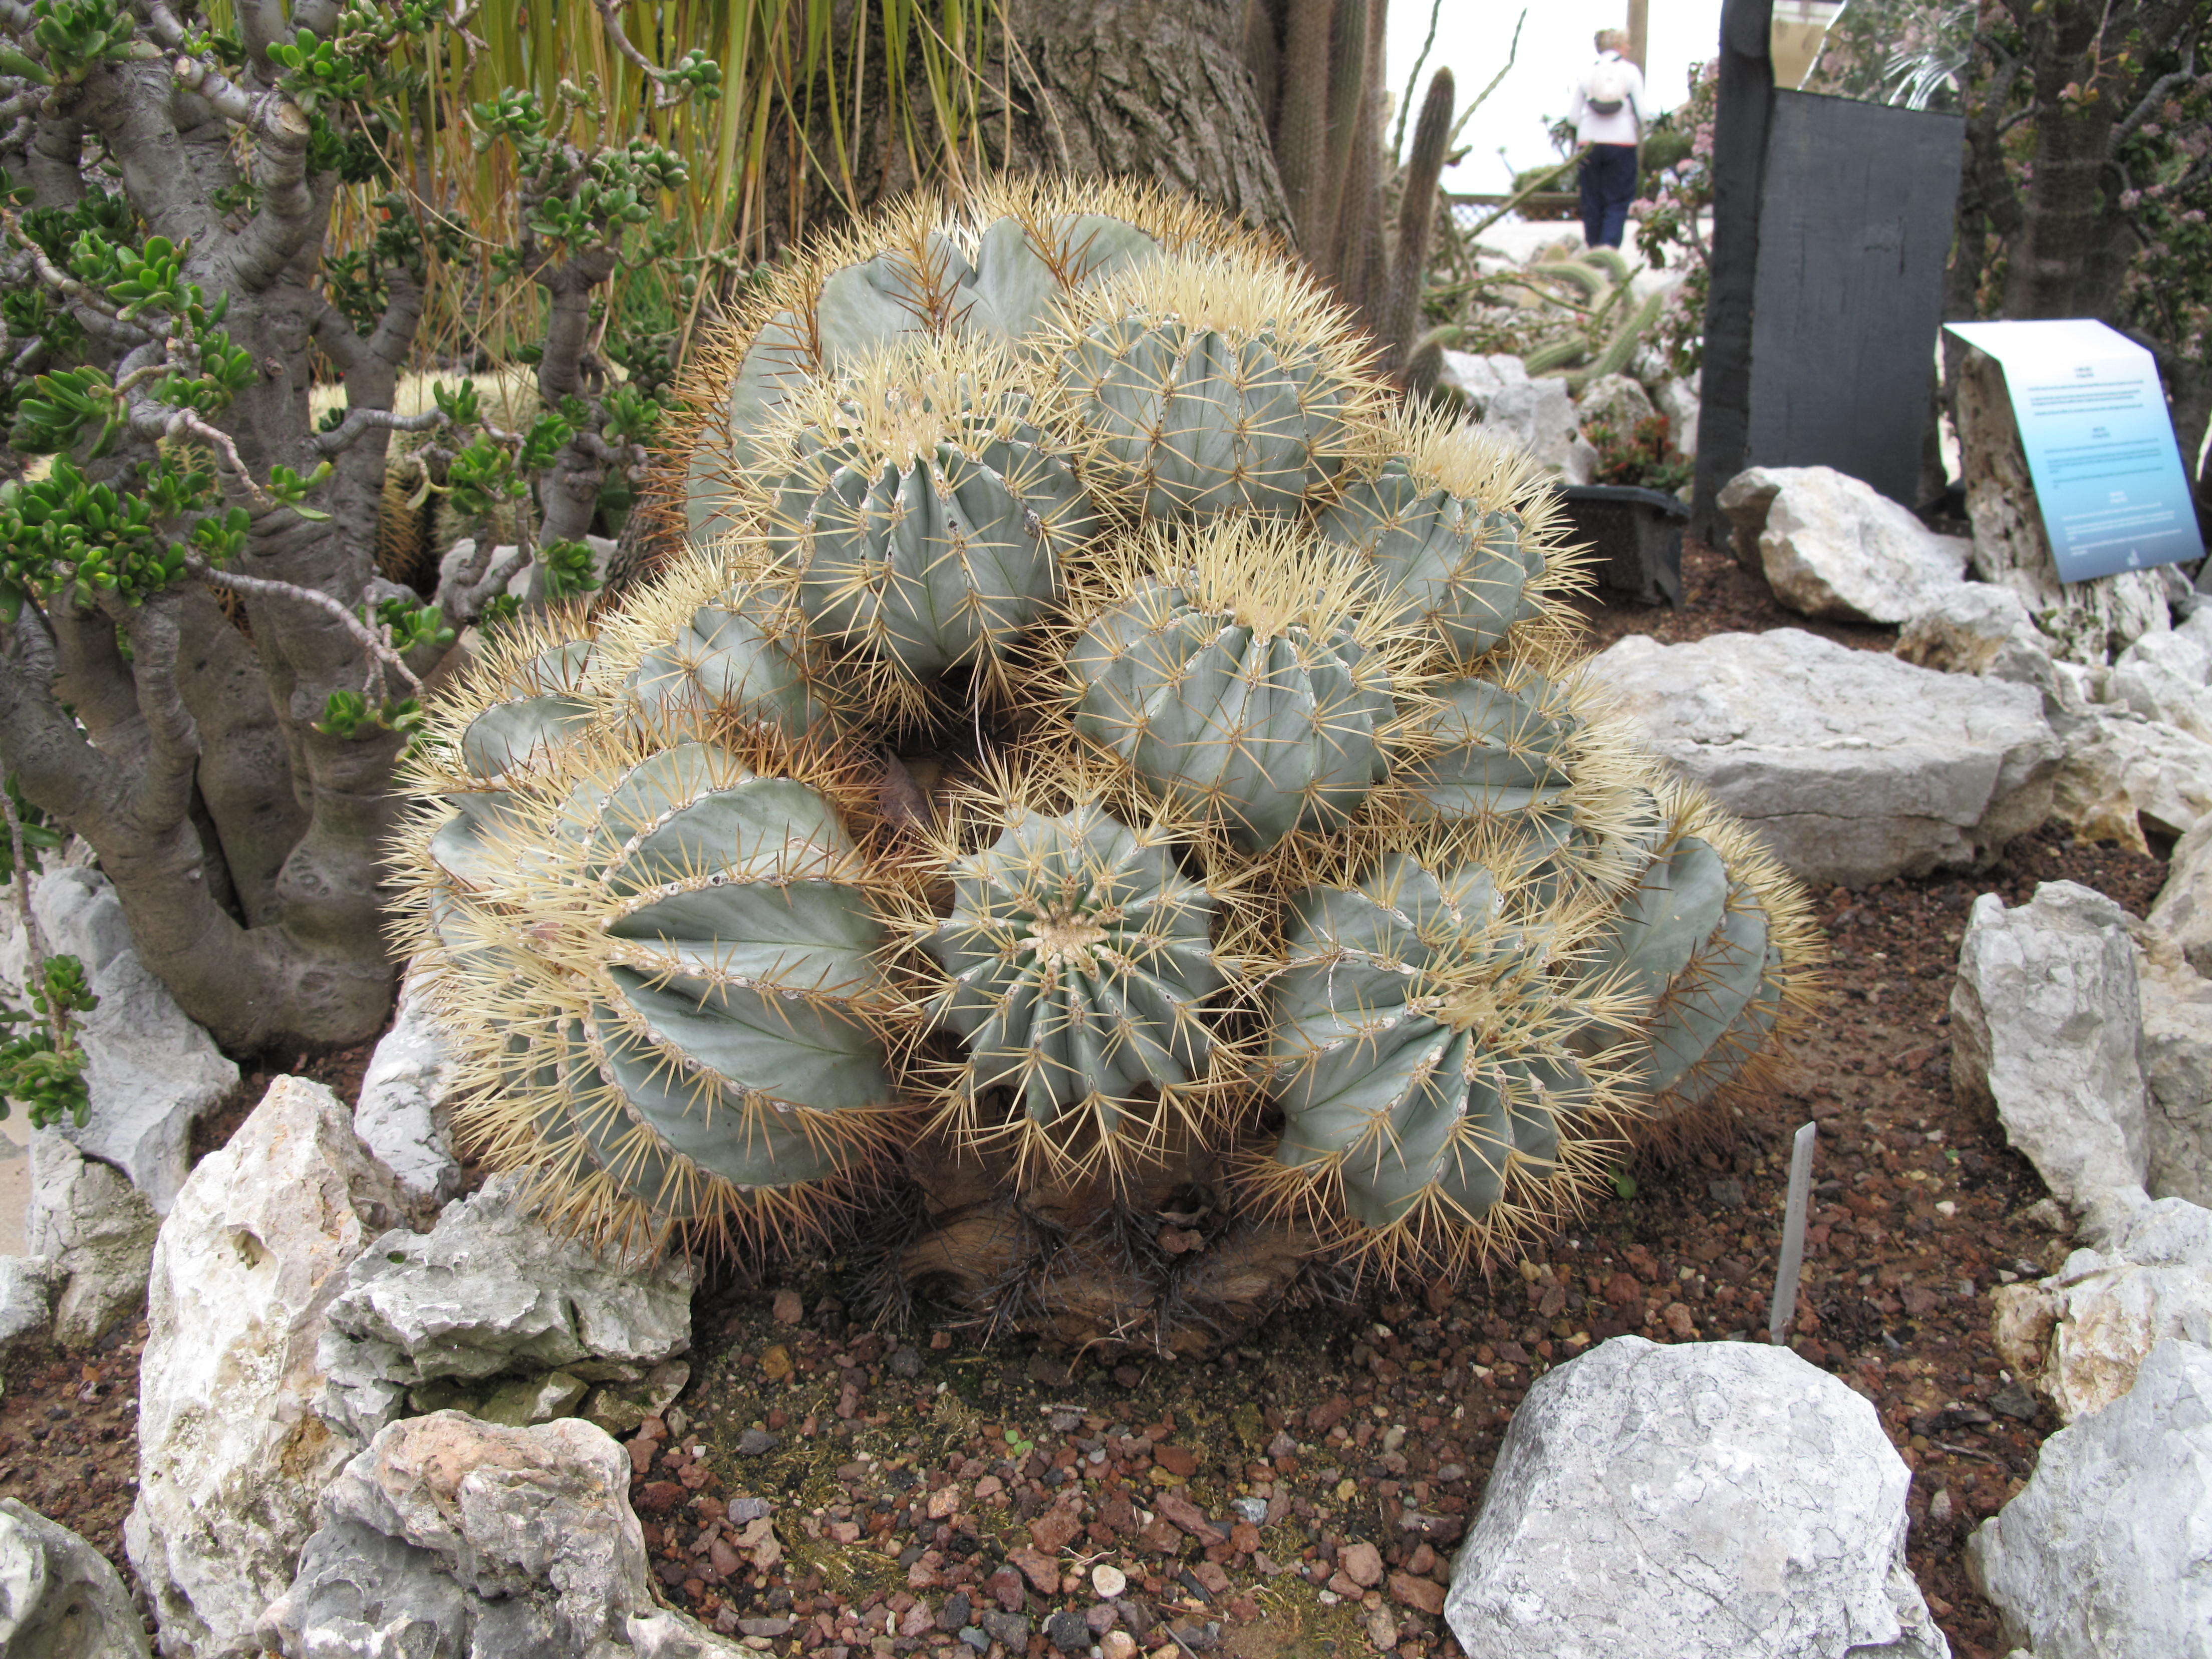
[1568, 51, 1646, 146]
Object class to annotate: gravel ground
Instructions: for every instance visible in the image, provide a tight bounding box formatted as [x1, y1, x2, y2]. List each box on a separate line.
[0, 542, 2167, 1659]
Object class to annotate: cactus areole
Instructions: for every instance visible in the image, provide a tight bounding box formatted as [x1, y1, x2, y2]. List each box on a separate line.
[394, 179, 1820, 1352]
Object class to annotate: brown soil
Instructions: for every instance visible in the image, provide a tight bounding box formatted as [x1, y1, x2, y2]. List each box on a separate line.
[4, 541, 2163, 1659]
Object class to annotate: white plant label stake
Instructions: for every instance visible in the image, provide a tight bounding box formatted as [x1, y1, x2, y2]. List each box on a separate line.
[1768, 1120, 1818, 1346]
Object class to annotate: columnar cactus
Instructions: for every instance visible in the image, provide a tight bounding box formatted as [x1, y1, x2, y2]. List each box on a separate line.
[396, 178, 1820, 1341]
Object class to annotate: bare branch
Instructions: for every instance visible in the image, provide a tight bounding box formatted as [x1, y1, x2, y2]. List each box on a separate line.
[122, 392, 274, 505]
[2, 785, 51, 969]
[162, 51, 266, 127]
[183, 556, 422, 695]
[234, 0, 288, 68]
[591, 0, 696, 107]
[314, 403, 447, 454]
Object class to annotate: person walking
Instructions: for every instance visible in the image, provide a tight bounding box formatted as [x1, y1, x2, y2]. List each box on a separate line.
[1567, 29, 1646, 249]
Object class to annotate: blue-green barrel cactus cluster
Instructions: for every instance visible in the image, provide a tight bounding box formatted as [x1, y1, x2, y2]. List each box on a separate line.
[397, 178, 1819, 1349]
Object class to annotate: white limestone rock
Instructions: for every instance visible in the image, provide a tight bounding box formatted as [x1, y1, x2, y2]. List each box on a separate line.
[317, 1171, 695, 1444]
[1717, 466, 1972, 624]
[2131, 930, 2212, 1207]
[1476, 375, 1598, 485]
[1, 869, 236, 1214]
[350, 982, 462, 1214]
[0, 1496, 153, 1658]
[256, 1412, 745, 1659]
[2048, 710, 2212, 854]
[2109, 613, 2212, 742]
[125, 1075, 405, 1659]
[1894, 583, 2053, 684]
[0, 1254, 59, 1353]
[2149, 812, 2212, 979]
[1436, 350, 1529, 419]
[1967, 1338, 2212, 1659]
[1573, 372, 1656, 444]
[1654, 373, 1700, 460]
[1989, 1190, 2212, 1423]
[1951, 883, 2149, 1209]
[24, 1133, 158, 1349]
[1587, 628, 2056, 887]
[1445, 1336, 1948, 1658]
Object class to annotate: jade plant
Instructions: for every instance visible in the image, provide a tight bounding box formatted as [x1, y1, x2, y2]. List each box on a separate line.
[396, 178, 1819, 1349]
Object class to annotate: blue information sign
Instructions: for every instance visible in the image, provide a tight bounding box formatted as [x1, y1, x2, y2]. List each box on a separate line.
[1945, 319, 2205, 583]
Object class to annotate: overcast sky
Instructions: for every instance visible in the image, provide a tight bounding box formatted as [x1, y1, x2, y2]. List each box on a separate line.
[1387, 0, 1728, 189]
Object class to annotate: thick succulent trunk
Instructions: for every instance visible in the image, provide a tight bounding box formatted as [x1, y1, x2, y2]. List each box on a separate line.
[0, 67, 419, 1054]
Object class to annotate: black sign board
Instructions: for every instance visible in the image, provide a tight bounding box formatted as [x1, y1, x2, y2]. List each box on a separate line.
[1744, 90, 1964, 505]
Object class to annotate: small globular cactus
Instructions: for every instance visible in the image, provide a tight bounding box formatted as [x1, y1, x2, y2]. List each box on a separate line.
[904, 778, 1246, 1183]
[1317, 410, 1572, 660]
[1043, 250, 1381, 522]
[752, 338, 1101, 694]
[1252, 846, 1630, 1271]
[1062, 518, 1416, 849]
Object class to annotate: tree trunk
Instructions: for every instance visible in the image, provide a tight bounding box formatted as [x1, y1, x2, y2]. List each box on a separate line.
[992, 0, 1292, 238]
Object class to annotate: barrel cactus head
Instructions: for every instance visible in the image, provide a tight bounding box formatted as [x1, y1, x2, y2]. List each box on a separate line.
[661, 177, 1242, 548]
[402, 719, 908, 1249]
[1318, 408, 1581, 664]
[1249, 837, 1638, 1276]
[1042, 248, 1385, 523]
[1058, 516, 1427, 850]
[888, 756, 1260, 1189]
[590, 551, 857, 745]
[748, 335, 1102, 707]
[1587, 779, 1825, 1150]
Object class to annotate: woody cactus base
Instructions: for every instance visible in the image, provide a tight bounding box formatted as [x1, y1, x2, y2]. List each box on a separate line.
[395, 180, 1820, 1353]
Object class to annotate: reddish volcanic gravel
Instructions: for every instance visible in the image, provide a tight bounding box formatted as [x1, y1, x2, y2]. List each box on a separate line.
[0, 568, 2170, 1659]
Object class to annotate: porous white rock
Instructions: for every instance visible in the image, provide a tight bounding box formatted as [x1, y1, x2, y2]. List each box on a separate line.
[125, 1075, 405, 1659]
[1476, 376, 1597, 485]
[1436, 350, 1529, 419]
[2148, 806, 2212, 980]
[317, 1172, 695, 1443]
[24, 1132, 158, 1348]
[1990, 1189, 2212, 1423]
[1587, 628, 2056, 887]
[0, 869, 236, 1213]
[1445, 1336, 1948, 1658]
[0, 1496, 154, 1658]
[1573, 372, 1656, 444]
[257, 1412, 744, 1659]
[350, 982, 463, 1214]
[1951, 883, 2149, 1209]
[1967, 1337, 2212, 1659]
[1654, 373, 1700, 459]
[2109, 614, 2212, 742]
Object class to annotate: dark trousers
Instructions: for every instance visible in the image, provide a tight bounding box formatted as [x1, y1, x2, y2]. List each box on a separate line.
[1579, 143, 1639, 248]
